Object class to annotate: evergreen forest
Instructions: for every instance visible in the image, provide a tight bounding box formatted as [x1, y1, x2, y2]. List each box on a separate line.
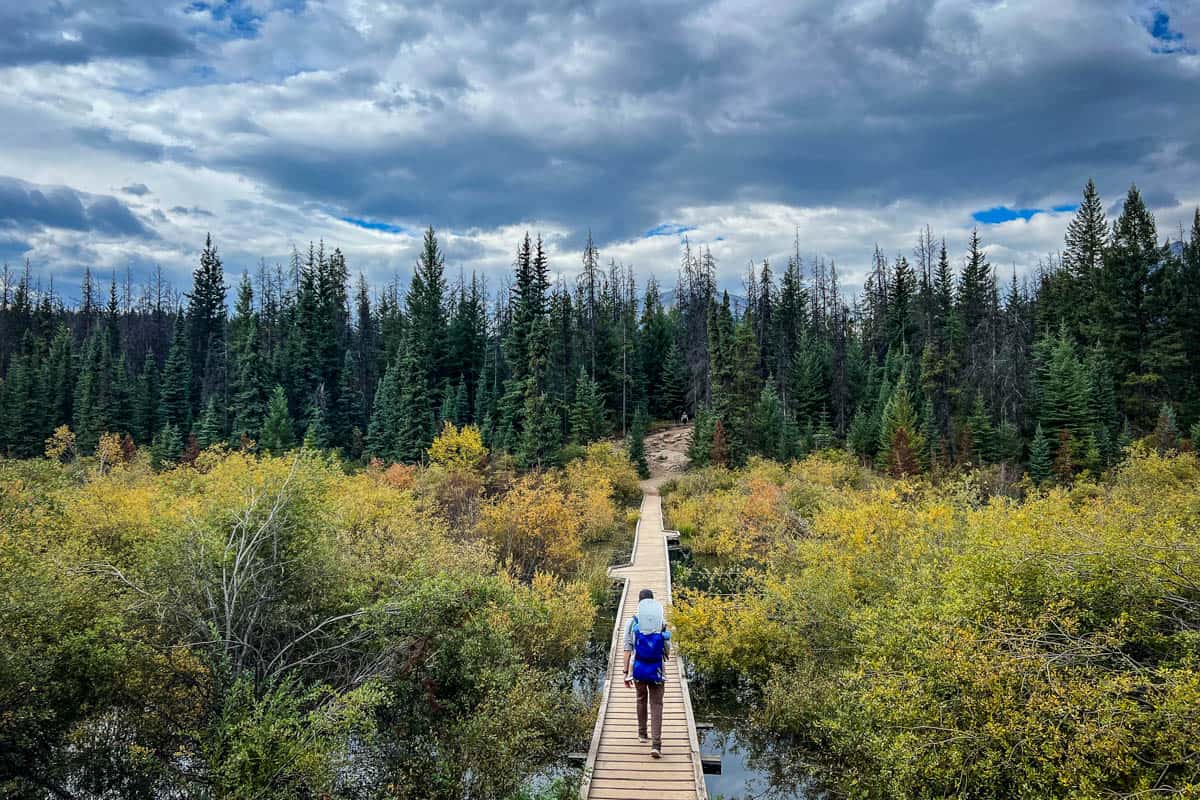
[3, 181, 1199, 477]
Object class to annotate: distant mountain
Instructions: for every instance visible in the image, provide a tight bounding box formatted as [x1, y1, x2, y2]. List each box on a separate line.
[658, 289, 750, 313]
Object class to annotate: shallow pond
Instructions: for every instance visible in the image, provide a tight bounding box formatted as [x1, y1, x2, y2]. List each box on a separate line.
[671, 545, 827, 800]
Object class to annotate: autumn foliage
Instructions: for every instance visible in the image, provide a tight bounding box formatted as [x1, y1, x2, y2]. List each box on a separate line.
[668, 450, 1200, 798]
[0, 442, 637, 798]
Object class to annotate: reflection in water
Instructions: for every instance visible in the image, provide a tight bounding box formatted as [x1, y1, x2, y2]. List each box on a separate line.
[690, 679, 823, 800]
[671, 545, 827, 800]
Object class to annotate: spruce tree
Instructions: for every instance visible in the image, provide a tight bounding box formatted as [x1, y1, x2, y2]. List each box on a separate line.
[196, 398, 222, 449]
[366, 356, 400, 461]
[151, 421, 183, 470]
[752, 383, 786, 460]
[186, 234, 228, 409]
[304, 403, 331, 450]
[73, 332, 113, 454]
[160, 315, 192, 432]
[229, 273, 267, 446]
[1064, 179, 1108, 341]
[877, 371, 924, 476]
[1099, 185, 1161, 425]
[1029, 423, 1052, 485]
[660, 341, 687, 421]
[132, 351, 159, 445]
[570, 367, 608, 444]
[260, 385, 294, 453]
[688, 409, 714, 466]
[43, 325, 74, 434]
[452, 375, 469, 426]
[711, 419, 729, 467]
[627, 404, 650, 479]
[847, 408, 875, 461]
[965, 391, 995, 464]
[1152, 402, 1179, 454]
[813, 409, 836, 451]
[332, 350, 365, 450]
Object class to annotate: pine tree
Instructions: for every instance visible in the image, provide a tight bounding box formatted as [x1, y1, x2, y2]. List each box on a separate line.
[965, 391, 995, 464]
[1053, 428, 1075, 482]
[186, 234, 228, 409]
[151, 422, 183, 470]
[43, 325, 74, 435]
[627, 405, 650, 479]
[229, 273, 267, 446]
[159, 315, 192, 432]
[366, 354, 402, 461]
[1064, 179, 1108, 341]
[260, 385, 294, 453]
[133, 351, 159, 445]
[570, 367, 608, 444]
[813, 408, 836, 451]
[73, 332, 113, 454]
[752, 383, 786, 460]
[660, 341, 687, 421]
[1152, 402, 1179, 454]
[452, 375, 469, 427]
[332, 350, 365, 450]
[196, 398, 222, 449]
[877, 371, 924, 476]
[1029, 423, 1052, 485]
[304, 403, 331, 450]
[1099, 185, 1161, 426]
[710, 419, 729, 467]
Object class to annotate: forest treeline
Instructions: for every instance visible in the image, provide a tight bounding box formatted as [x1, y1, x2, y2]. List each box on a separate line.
[2, 180, 1199, 477]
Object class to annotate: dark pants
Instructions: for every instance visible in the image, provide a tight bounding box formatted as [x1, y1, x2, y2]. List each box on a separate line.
[635, 679, 665, 746]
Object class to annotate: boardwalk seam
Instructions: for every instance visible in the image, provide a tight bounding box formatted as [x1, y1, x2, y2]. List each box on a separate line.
[579, 507, 641, 799]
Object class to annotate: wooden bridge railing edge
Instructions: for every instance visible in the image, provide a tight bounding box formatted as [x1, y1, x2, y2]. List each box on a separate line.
[660, 496, 708, 799]
[578, 507, 642, 799]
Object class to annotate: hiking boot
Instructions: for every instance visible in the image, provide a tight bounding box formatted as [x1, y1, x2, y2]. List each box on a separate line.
[638, 733, 650, 743]
[650, 742, 662, 759]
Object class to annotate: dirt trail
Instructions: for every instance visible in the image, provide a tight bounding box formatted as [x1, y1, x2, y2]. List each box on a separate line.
[644, 424, 692, 481]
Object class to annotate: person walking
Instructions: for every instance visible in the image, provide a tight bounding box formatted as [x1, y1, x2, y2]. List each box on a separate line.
[622, 588, 670, 758]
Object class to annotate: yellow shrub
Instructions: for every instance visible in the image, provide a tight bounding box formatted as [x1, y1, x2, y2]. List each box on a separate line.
[427, 421, 488, 471]
[475, 474, 584, 578]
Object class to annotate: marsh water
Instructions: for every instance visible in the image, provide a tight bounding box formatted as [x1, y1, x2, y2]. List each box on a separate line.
[671, 545, 824, 800]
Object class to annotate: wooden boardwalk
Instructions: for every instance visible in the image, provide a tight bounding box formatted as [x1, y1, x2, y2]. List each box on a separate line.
[580, 479, 707, 800]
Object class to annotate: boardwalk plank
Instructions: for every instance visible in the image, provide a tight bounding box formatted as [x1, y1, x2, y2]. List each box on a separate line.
[580, 484, 706, 800]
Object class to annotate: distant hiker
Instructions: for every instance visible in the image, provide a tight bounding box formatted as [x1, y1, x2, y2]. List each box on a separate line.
[681, 411, 689, 424]
[623, 588, 671, 758]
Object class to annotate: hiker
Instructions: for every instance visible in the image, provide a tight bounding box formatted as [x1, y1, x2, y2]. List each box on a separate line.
[622, 588, 671, 758]
[680, 411, 689, 424]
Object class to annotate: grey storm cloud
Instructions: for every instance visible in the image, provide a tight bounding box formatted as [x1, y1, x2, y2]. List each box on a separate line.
[171, 0, 1200, 246]
[0, 4, 194, 66]
[170, 205, 215, 218]
[0, 0, 1198, 279]
[0, 176, 156, 239]
[121, 183, 151, 196]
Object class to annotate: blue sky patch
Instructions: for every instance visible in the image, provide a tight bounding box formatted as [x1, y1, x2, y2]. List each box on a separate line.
[1052, 203, 1079, 213]
[643, 223, 697, 238]
[1146, 10, 1193, 53]
[972, 206, 1041, 224]
[187, 1, 263, 39]
[341, 216, 407, 234]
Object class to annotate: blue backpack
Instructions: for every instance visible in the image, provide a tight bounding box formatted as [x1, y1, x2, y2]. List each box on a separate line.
[631, 617, 665, 683]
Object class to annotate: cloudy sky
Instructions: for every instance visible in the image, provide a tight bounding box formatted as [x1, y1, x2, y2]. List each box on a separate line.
[1, 0, 1198, 300]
